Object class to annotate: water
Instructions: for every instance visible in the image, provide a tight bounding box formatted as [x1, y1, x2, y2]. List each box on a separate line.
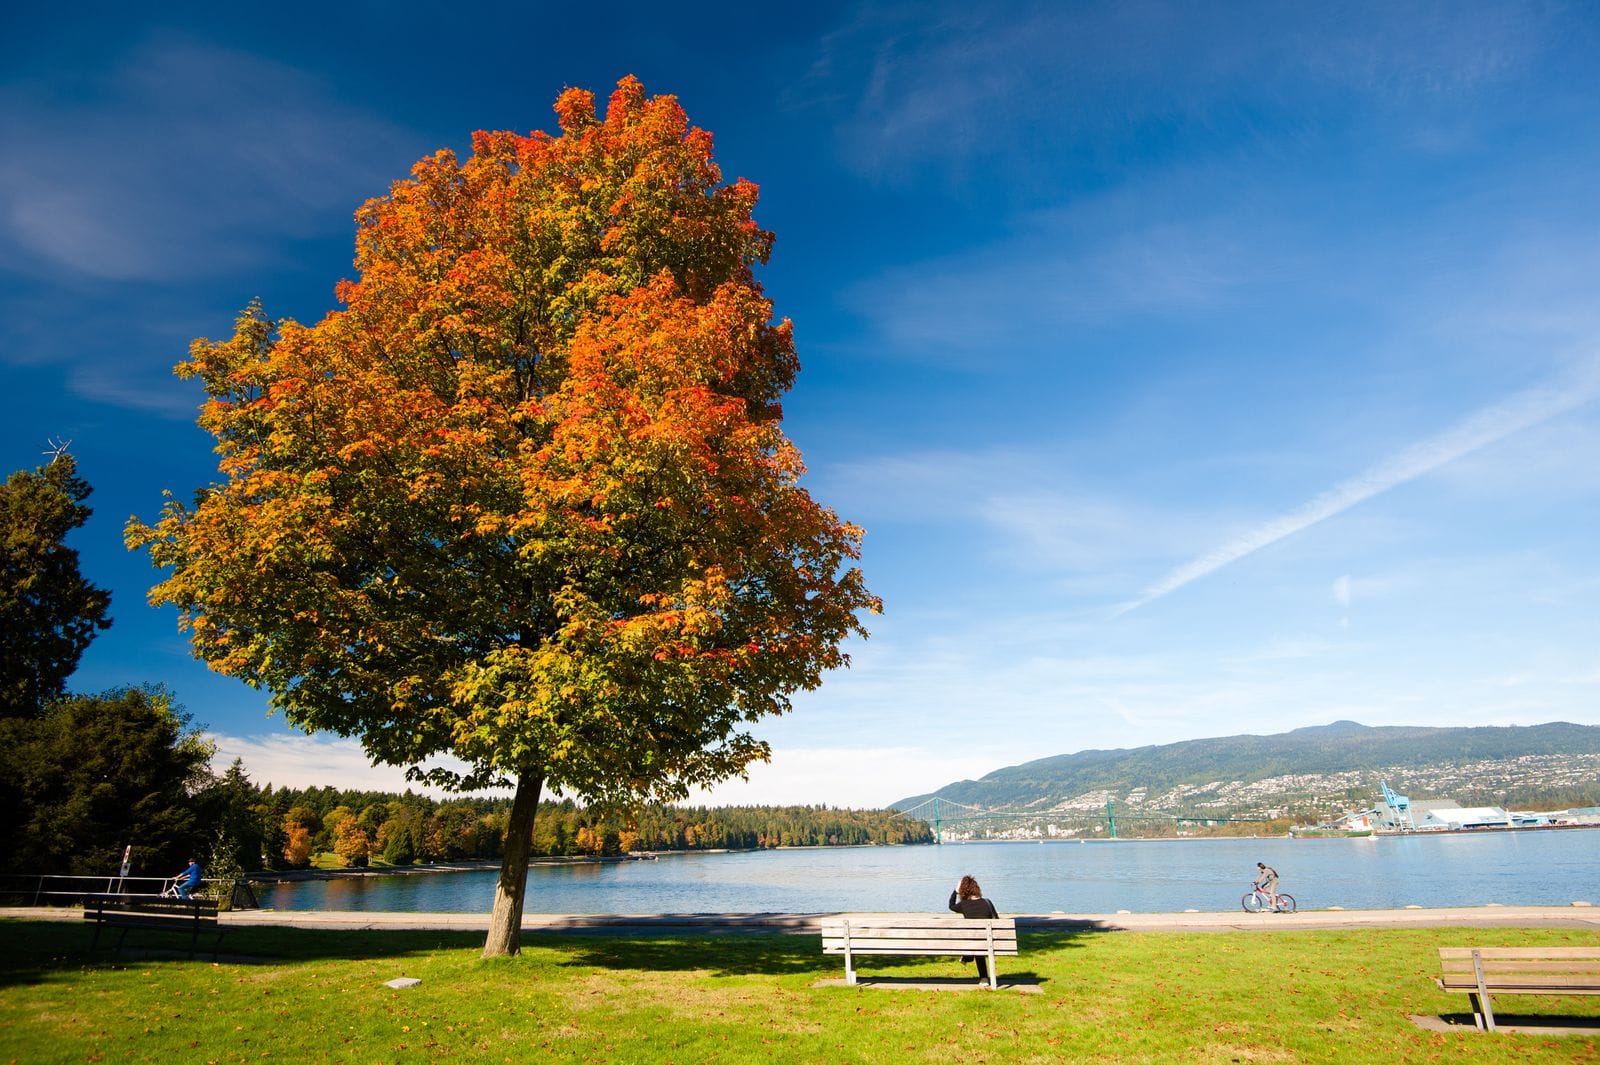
[254, 828, 1599, 914]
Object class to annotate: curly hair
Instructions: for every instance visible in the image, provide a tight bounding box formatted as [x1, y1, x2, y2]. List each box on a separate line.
[957, 875, 983, 900]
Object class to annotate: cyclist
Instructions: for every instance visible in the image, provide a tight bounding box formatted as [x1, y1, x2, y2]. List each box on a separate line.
[170, 857, 202, 899]
[1252, 862, 1280, 903]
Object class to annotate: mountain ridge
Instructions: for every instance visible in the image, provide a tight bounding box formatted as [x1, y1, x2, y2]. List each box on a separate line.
[893, 720, 1600, 813]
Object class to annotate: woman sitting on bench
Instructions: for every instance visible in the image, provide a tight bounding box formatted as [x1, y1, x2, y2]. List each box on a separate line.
[948, 875, 1000, 983]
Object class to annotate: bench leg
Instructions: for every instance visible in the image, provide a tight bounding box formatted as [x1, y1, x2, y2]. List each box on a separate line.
[1470, 992, 1496, 1032]
[1470, 950, 1497, 1032]
[844, 946, 856, 986]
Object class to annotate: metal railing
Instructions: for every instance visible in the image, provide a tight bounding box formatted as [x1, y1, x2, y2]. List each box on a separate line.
[0, 873, 257, 909]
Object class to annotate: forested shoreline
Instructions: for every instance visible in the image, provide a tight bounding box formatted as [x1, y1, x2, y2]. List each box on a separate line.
[241, 782, 935, 873]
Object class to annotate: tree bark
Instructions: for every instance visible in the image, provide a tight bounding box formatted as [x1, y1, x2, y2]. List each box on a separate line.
[482, 768, 543, 958]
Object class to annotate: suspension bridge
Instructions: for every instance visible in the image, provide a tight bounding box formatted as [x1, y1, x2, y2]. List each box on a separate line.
[895, 796, 1277, 843]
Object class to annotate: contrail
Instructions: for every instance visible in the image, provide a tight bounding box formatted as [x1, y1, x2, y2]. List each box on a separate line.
[1113, 360, 1600, 617]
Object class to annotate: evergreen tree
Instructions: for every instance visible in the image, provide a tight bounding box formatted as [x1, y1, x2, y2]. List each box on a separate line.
[0, 687, 212, 875]
[0, 452, 112, 718]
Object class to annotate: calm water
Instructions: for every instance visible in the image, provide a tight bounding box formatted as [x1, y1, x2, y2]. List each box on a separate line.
[254, 829, 1598, 914]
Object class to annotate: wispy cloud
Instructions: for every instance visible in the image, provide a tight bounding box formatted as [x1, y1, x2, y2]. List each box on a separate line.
[0, 35, 416, 281]
[846, 210, 1256, 357]
[1114, 359, 1600, 615]
[795, 1, 1556, 184]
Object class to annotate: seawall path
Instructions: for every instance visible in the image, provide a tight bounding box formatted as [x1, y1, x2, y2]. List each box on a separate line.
[6, 904, 1599, 935]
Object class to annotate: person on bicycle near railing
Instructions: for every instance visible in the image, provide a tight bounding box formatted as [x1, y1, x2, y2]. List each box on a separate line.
[1252, 862, 1280, 900]
[171, 857, 202, 899]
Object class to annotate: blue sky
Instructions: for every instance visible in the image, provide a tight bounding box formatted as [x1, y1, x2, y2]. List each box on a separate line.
[4, 2, 1598, 807]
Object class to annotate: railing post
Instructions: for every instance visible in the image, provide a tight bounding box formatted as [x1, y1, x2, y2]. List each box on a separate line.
[843, 920, 855, 985]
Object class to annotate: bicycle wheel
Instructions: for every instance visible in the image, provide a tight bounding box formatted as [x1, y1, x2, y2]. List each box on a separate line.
[1241, 892, 1263, 913]
[1273, 894, 1296, 913]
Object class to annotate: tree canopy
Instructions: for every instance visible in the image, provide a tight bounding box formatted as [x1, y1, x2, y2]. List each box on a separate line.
[128, 76, 879, 954]
[1, 452, 112, 717]
[0, 686, 212, 877]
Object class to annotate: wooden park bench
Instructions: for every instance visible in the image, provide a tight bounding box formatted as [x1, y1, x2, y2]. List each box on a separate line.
[1436, 947, 1600, 1031]
[83, 894, 225, 959]
[821, 914, 1018, 989]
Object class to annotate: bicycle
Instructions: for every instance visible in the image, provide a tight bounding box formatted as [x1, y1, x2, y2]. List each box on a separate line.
[159, 875, 194, 900]
[1241, 884, 1296, 913]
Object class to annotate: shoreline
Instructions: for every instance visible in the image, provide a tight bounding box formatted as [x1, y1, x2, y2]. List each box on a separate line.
[6, 903, 1599, 935]
[243, 820, 1600, 883]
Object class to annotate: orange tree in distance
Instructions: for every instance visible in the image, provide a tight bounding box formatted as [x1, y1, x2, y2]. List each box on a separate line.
[127, 77, 880, 956]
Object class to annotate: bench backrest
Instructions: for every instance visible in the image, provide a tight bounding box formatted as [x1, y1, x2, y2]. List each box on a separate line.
[1438, 947, 1600, 989]
[821, 915, 1018, 957]
[83, 894, 220, 921]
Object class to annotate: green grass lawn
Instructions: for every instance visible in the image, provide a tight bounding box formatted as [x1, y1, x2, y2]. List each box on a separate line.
[0, 919, 1595, 1063]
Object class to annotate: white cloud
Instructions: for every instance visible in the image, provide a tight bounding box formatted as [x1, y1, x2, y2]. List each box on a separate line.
[208, 732, 484, 797]
[210, 731, 989, 811]
[690, 746, 999, 809]
[1332, 574, 1352, 607]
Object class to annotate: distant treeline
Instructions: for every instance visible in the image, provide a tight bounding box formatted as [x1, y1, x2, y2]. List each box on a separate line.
[245, 783, 933, 871]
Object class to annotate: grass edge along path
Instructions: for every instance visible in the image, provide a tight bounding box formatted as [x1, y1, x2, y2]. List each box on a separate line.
[0, 919, 1596, 1063]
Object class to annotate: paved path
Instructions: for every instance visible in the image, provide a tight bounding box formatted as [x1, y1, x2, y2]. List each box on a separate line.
[8, 904, 1599, 934]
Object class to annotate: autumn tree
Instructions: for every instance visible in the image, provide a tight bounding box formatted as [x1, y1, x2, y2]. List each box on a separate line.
[333, 819, 371, 867]
[282, 820, 314, 867]
[127, 77, 878, 955]
[1, 452, 112, 718]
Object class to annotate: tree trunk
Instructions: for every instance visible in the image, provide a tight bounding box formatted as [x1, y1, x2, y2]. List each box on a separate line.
[482, 768, 543, 958]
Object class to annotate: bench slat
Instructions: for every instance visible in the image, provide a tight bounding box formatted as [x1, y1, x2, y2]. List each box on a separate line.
[83, 904, 219, 919]
[821, 928, 1017, 943]
[832, 940, 1017, 946]
[1438, 947, 1600, 960]
[821, 933, 1019, 946]
[819, 914, 1004, 927]
[1440, 982, 1600, 996]
[1440, 960, 1600, 975]
[1440, 976, 1600, 991]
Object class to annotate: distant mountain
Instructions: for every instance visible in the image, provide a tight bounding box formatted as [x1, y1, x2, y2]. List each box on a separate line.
[893, 721, 1600, 815]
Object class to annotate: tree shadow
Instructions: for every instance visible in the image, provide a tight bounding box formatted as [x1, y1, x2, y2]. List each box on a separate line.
[0, 919, 1095, 989]
[555, 928, 1089, 982]
[0, 919, 486, 988]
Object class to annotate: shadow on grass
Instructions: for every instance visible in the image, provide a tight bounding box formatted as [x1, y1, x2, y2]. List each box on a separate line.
[0, 921, 1095, 989]
[1420, 1012, 1600, 1036]
[0, 919, 487, 988]
[556, 929, 1088, 981]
